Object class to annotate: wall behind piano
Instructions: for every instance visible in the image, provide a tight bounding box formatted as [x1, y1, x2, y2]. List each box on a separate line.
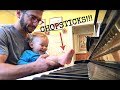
[0, 10, 16, 24]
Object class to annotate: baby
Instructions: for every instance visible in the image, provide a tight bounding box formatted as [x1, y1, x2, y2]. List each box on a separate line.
[17, 31, 75, 66]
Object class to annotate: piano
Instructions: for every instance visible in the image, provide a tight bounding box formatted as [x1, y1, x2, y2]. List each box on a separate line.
[18, 10, 120, 80]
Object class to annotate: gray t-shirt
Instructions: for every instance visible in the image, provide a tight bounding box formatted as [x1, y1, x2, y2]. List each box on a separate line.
[0, 25, 30, 65]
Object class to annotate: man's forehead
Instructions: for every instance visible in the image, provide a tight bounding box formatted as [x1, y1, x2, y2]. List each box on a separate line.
[26, 10, 43, 14]
[26, 10, 43, 18]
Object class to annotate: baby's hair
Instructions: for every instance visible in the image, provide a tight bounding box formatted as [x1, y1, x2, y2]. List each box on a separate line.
[29, 31, 48, 42]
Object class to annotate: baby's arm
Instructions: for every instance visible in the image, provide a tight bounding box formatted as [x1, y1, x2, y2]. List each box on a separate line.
[17, 51, 30, 65]
[17, 59, 29, 65]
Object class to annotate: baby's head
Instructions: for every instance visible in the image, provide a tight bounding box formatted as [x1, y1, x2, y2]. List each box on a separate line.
[29, 31, 49, 54]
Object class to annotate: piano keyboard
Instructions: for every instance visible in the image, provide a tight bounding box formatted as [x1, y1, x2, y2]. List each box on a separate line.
[17, 67, 66, 80]
[18, 61, 89, 80]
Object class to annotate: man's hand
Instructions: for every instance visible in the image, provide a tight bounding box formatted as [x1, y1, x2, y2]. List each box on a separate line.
[33, 55, 59, 73]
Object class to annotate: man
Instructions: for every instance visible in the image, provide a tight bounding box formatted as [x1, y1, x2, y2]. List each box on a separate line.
[0, 10, 62, 80]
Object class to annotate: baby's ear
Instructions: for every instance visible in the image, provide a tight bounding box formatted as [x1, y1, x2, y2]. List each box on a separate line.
[29, 42, 33, 48]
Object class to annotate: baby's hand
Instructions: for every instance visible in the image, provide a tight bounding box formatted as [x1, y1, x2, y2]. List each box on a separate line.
[40, 54, 49, 59]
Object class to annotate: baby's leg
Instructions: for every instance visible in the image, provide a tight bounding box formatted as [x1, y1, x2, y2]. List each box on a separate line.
[58, 49, 75, 65]
[46, 49, 75, 65]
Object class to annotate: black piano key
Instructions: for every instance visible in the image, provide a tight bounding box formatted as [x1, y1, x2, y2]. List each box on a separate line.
[32, 76, 79, 80]
[50, 68, 88, 75]
[49, 72, 88, 77]
[38, 74, 88, 80]
[51, 64, 88, 74]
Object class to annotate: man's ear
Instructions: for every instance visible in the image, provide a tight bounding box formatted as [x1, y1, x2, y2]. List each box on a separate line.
[16, 10, 21, 19]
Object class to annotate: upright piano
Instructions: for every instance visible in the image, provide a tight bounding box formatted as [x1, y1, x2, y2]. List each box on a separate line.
[18, 10, 120, 80]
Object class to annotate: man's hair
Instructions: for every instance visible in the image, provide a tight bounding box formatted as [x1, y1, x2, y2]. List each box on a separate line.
[20, 10, 27, 13]
[20, 10, 44, 13]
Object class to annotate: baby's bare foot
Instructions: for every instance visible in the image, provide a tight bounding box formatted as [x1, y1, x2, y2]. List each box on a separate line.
[59, 49, 75, 65]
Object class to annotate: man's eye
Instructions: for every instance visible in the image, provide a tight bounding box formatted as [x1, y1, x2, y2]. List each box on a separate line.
[31, 16, 41, 22]
[31, 16, 36, 20]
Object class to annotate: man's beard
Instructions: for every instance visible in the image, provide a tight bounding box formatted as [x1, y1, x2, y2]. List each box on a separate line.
[20, 16, 34, 33]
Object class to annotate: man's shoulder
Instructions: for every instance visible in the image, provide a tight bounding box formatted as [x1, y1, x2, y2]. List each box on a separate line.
[0, 24, 13, 29]
[0, 24, 13, 31]
[0, 24, 13, 37]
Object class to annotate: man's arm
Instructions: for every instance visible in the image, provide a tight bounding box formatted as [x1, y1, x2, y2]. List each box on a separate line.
[0, 54, 61, 80]
[0, 54, 50, 80]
